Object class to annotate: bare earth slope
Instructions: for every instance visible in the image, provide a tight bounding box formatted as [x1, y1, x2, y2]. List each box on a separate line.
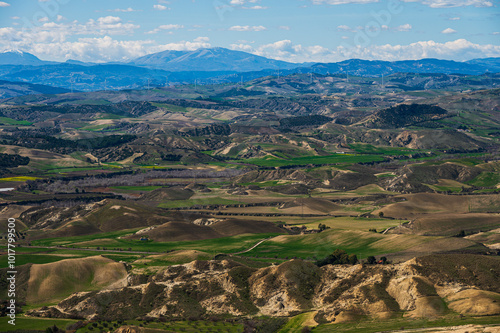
[27, 254, 500, 323]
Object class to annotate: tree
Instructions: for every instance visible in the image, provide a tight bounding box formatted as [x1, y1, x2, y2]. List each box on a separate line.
[380, 256, 387, 264]
[348, 254, 358, 265]
[367, 256, 377, 264]
[378, 211, 384, 218]
[316, 249, 357, 267]
[318, 223, 327, 231]
[45, 325, 61, 333]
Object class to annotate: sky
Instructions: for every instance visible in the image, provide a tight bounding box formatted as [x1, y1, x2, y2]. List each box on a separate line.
[0, 0, 499, 63]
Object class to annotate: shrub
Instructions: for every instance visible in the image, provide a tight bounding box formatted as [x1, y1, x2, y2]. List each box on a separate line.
[367, 256, 377, 264]
[316, 249, 357, 267]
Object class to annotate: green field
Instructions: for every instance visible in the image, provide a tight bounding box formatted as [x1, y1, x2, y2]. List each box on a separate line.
[76, 319, 244, 333]
[349, 143, 417, 155]
[241, 229, 433, 260]
[301, 217, 406, 232]
[0, 316, 245, 333]
[110, 185, 163, 192]
[31, 230, 283, 254]
[0, 316, 77, 332]
[0, 247, 143, 268]
[0, 176, 41, 182]
[239, 154, 385, 167]
[151, 102, 188, 113]
[314, 315, 500, 333]
[467, 172, 500, 187]
[0, 117, 32, 126]
[158, 197, 243, 208]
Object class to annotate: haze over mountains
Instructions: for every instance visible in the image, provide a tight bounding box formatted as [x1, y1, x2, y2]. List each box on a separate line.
[0, 47, 499, 93]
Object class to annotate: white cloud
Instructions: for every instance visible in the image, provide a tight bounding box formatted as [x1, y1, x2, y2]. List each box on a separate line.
[279, 26, 291, 30]
[153, 4, 168, 10]
[109, 8, 139, 12]
[311, 0, 379, 4]
[229, 25, 267, 31]
[230, 0, 260, 4]
[11, 16, 20, 20]
[395, 24, 412, 32]
[83, 16, 139, 35]
[230, 38, 500, 63]
[400, 0, 492, 7]
[194, 36, 210, 42]
[337, 25, 355, 32]
[56, 15, 66, 22]
[338, 24, 411, 32]
[156, 38, 211, 52]
[159, 24, 184, 30]
[6, 36, 153, 62]
[0, 1, 10, 7]
[230, 43, 255, 52]
[312, 0, 492, 6]
[146, 24, 184, 34]
[98, 16, 121, 25]
[0, 35, 211, 62]
[0, 16, 140, 50]
[449, 17, 461, 20]
[442, 28, 457, 34]
[243, 5, 268, 9]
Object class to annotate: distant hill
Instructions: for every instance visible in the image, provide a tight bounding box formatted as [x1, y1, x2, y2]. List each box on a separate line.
[0, 50, 51, 66]
[0, 79, 71, 99]
[131, 47, 301, 72]
[466, 58, 500, 73]
[0, 48, 498, 93]
[311, 58, 500, 76]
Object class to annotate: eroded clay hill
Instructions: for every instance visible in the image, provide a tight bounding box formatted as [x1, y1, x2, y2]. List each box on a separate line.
[27, 254, 500, 323]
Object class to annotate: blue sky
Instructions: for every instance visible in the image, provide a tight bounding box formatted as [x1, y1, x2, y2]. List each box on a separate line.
[0, 0, 499, 63]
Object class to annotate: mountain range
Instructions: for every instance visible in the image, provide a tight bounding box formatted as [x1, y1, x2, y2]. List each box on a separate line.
[0, 48, 499, 93]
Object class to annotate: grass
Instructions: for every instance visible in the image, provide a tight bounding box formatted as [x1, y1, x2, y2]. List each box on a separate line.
[239, 154, 385, 167]
[422, 156, 486, 167]
[0, 176, 41, 182]
[0, 316, 246, 332]
[467, 172, 500, 187]
[110, 185, 162, 192]
[96, 113, 126, 119]
[0, 316, 77, 332]
[278, 312, 316, 333]
[300, 217, 406, 232]
[76, 319, 244, 333]
[0, 116, 32, 126]
[425, 180, 469, 193]
[158, 197, 243, 208]
[0, 247, 142, 268]
[31, 230, 283, 254]
[25, 255, 127, 305]
[31, 229, 143, 246]
[78, 123, 119, 132]
[238, 180, 281, 187]
[241, 229, 434, 260]
[313, 315, 500, 333]
[349, 143, 417, 155]
[151, 102, 188, 113]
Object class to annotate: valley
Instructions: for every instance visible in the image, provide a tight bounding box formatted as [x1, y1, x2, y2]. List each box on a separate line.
[0, 72, 499, 333]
